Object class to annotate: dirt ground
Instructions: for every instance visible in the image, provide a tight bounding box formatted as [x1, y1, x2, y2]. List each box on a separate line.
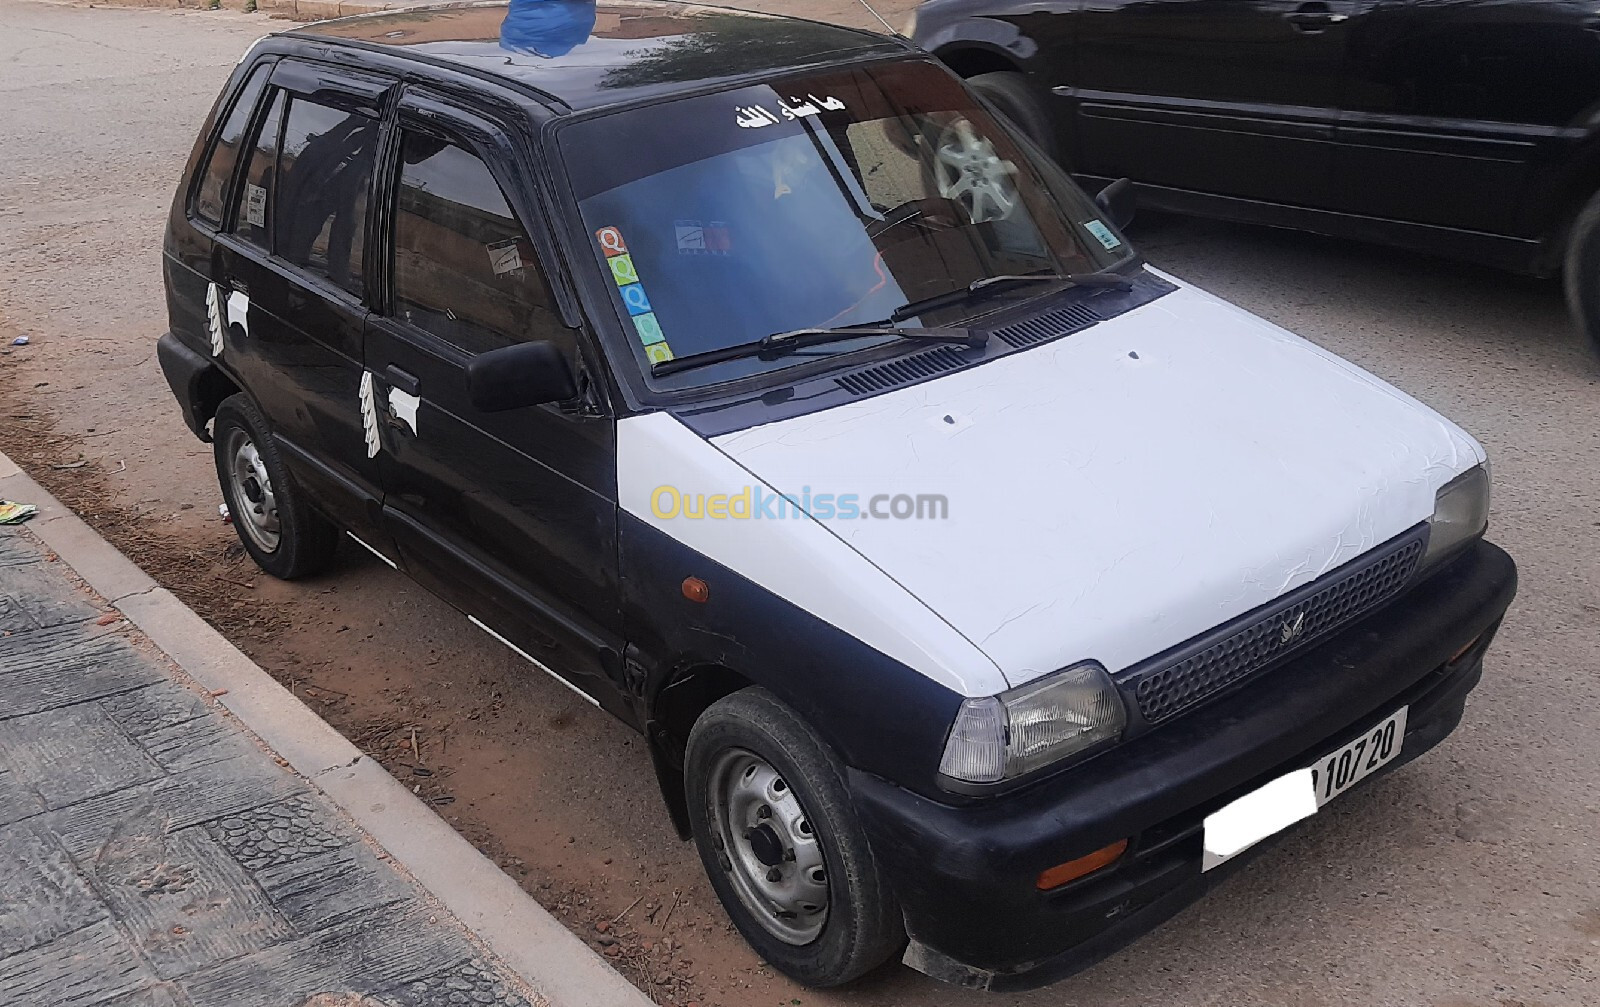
[2, 3, 1597, 1007]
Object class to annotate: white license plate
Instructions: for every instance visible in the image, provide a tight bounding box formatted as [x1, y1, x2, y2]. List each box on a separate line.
[1202, 705, 1409, 872]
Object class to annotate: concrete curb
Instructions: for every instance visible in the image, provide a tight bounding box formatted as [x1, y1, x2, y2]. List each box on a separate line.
[0, 450, 652, 1007]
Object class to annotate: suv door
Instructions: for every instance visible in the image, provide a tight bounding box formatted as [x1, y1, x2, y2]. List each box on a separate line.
[1333, 0, 1600, 237]
[364, 89, 626, 715]
[212, 59, 394, 556]
[1068, 0, 1356, 207]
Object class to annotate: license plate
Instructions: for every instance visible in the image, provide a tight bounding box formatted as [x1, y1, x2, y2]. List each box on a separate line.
[1203, 705, 1409, 871]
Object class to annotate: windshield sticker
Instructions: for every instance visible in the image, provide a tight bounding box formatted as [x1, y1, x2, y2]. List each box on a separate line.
[244, 183, 267, 229]
[645, 342, 675, 365]
[607, 254, 639, 286]
[706, 221, 732, 254]
[596, 226, 627, 257]
[736, 94, 846, 129]
[620, 283, 653, 316]
[634, 313, 665, 346]
[487, 238, 523, 276]
[676, 220, 705, 253]
[1083, 218, 1122, 251]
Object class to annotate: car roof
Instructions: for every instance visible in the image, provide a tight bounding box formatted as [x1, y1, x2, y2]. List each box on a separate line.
[288, 1, 910, 112]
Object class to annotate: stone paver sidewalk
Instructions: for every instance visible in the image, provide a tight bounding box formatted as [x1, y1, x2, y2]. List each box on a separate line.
[0, 524, 541, 1007]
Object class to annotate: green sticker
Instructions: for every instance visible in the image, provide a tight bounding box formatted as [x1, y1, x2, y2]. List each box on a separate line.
[646, 342, 675, 364]
[1083, 219, 1122, 251]
[608, 254, 639, 286]
[634, 312, 665, 346]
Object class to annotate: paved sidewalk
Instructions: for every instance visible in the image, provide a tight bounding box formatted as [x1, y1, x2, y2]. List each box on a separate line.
[0, 523, 546, 1007]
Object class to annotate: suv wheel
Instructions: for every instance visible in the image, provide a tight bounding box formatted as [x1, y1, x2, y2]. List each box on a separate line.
[967, 71, 1058, 163]
[1563, 189, 1600, 362]
[685, 688, 904, 987]
[212, 393, 339, 579]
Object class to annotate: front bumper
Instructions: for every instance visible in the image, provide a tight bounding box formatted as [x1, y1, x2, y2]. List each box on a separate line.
[850, 539, 1517, 991]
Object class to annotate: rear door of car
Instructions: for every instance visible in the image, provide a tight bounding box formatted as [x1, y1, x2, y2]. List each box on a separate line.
[211, 58, 395, 554]
[362, 86, 627, 715]
[1067, 0, 1357, 207]
[1331, 0, 1600, 237]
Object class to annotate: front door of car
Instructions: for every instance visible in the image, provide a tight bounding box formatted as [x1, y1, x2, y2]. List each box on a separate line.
[362, 92, 626, 716]
[1068, 0, 1357, 207]
[210, 59, 394, 554]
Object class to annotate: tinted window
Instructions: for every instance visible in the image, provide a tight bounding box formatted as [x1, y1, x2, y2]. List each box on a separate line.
[275, 97, 379, 297]
[234, 88, 286, 250]
[392, 132, 560, 356]
[195, 63, 269, 226]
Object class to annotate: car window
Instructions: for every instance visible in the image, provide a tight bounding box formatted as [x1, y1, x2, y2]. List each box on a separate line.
[195, 63, 269, 227]
[234, 87, 286, 251]
[391, 131, 562, 356]
[275, 96, 379, 296]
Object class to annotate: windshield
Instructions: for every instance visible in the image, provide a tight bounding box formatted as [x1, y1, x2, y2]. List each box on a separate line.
[561, 60, 1132, 387]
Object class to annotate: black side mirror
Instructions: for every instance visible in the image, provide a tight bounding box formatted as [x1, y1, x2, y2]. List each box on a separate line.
[1095, 177, 1136, 231]
[466, 340, 577, 413]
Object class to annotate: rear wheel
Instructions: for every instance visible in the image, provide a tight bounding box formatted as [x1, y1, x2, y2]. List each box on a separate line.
[212, 394, 339, 579]
[1562, 189, 1600, 362]
[967, 71, 1058, 163]
[685, 688, 904, 987]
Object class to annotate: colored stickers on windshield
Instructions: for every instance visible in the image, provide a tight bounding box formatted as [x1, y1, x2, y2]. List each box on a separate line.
[676, 220, 732, 255]
[1083, 218, 1122, 251]
[596, 225, 674, 365]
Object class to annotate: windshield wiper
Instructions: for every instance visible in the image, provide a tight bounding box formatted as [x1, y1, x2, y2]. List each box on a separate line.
[885, 269, 1134, 324]
[652, 325, 986, 377]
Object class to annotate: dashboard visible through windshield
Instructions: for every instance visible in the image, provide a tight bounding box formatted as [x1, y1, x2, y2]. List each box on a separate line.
[559, 59, 1132, 388]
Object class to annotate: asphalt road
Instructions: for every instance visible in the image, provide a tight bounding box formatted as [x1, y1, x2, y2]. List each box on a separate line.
[1, 2, 1596, 1006]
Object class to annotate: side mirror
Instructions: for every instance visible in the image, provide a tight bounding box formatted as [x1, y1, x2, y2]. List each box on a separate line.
[466, 340, 577, 413]
[1095, 177, 1136, 231]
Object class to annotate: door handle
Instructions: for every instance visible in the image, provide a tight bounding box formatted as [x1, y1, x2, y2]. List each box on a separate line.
[1286, 3, 1348, 30]
[383, 364, 421, 396]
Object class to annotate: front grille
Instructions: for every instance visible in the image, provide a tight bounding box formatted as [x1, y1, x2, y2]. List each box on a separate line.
[1125, 527, 1428, 725]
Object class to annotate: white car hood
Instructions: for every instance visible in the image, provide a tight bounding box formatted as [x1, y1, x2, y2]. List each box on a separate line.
[708, 276, 1484, 688]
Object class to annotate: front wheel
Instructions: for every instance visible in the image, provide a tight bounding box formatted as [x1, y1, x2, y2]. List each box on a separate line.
[685, 688, 904, 987]
[1563, 189, 1600, 362]
[967, 71, 1059, 164]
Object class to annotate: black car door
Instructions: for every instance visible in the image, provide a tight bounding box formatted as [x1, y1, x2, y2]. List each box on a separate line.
[363, 88, 627, 717]
[1068, 0, 1356, 207]
[1333, 0, 1600, 236]
[211, 58, 395, 556]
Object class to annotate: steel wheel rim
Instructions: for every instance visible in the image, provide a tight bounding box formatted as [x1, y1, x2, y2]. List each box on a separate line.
[224, 427, 281, 553]
[708, 748, 829, 945]
[933, 117, 1019, 224]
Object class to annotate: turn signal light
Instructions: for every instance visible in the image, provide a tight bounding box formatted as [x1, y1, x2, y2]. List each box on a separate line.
[681, 576, 710, 604]
[1035, 839, 1128, 891]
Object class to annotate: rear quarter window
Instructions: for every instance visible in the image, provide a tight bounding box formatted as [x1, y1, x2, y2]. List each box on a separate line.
[194, 63, 270, 227]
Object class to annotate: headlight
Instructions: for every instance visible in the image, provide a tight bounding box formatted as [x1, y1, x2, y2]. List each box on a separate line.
[938, 662, 1126, 786]
[1423, 463, 1490, 568]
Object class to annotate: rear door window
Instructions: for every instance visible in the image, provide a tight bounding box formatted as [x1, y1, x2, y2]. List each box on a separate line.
[390, 131, 563, 355]
[274, 97, 380, 296]
[194, 63, 269, 227]
[234, 87, 286, 251]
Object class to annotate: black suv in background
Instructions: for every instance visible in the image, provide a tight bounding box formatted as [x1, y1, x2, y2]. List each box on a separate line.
[912, 0, 1600, 356]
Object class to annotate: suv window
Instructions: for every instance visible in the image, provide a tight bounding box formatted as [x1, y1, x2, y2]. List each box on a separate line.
[235, 87, 286, 250]
[391, 131, 562, 356]
[195, 63, 269, 227]
[275, 97, 379, 297]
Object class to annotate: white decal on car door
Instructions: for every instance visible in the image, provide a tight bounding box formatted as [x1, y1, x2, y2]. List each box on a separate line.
[387, 387, 420, 436]
[226, 289, 250, 338]
[359, 370, 381, 459]
[205, 282, 225, 357]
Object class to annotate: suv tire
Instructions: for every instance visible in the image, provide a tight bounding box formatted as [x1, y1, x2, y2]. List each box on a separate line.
[1563, 188, 1600, 362]
[685, 687, 904, 987]
[212, 393, 339, 579]
[967, 71, 1058, 162]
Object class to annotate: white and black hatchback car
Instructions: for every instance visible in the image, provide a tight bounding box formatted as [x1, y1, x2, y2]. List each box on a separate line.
[159, 1, 1518, 991]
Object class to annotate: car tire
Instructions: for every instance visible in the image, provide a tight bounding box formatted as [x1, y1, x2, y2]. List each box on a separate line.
[966, 71, 1058, 163]
[212, 393, 339, 580]
[685, 687, 905, 987]
[1563, 189, 1600, 361]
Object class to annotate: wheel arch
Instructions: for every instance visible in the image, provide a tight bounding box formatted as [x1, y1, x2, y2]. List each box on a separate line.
[933, 43, 1023, 80]
[646, 661, 758, 840]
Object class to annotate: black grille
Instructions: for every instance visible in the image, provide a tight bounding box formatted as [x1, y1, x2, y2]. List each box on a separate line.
[1126, 528, 1428, 725]
[834, 345, 969, 395]
[989, 303, 1103, 348]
